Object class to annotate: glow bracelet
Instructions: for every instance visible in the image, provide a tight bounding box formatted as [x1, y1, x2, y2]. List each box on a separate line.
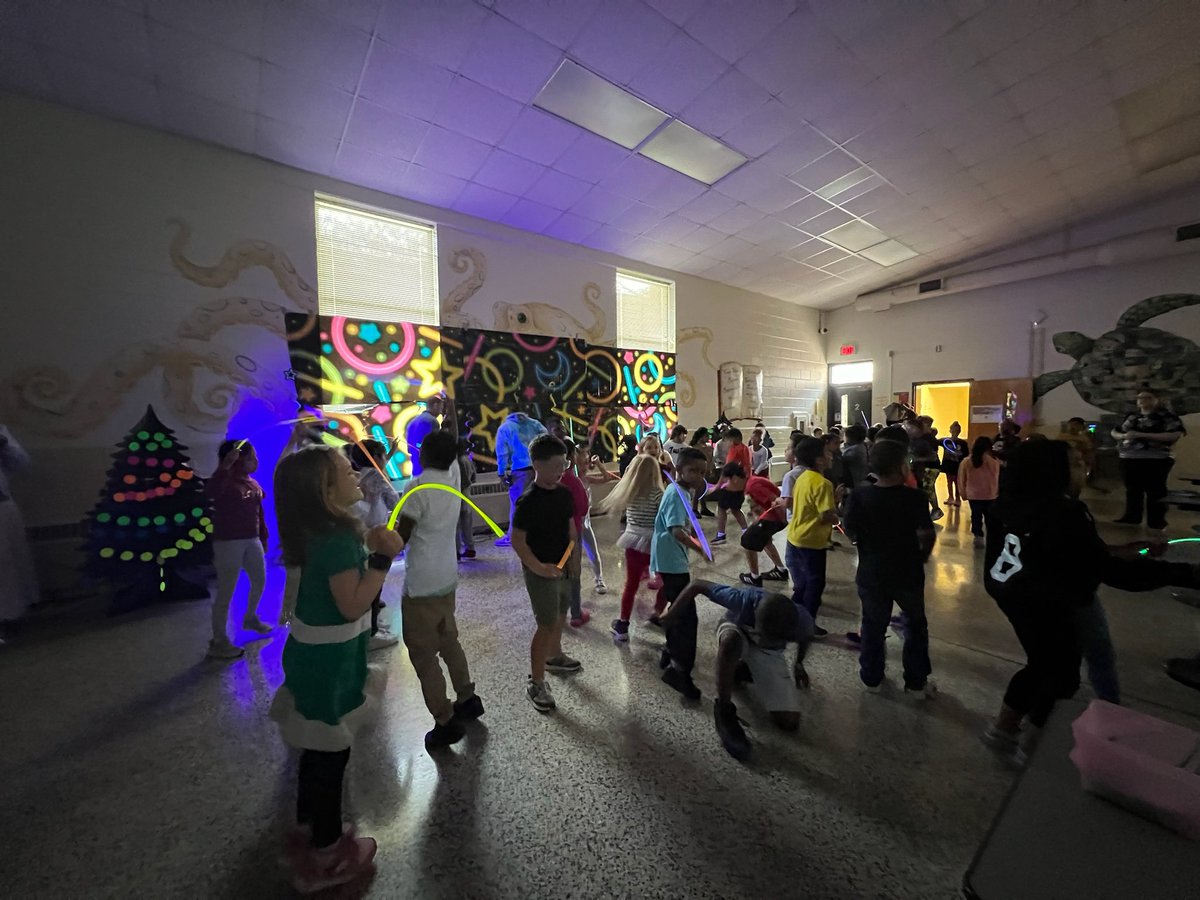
[387, 482, 505, 536]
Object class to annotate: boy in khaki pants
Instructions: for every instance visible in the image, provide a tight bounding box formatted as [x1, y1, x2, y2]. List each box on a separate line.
[395, 430, 484, 749]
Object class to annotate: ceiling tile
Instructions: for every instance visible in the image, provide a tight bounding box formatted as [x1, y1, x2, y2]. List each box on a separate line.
[627, 32, 727, 114]
[798, 206, 856, 237]
[644, 0, 708, 27]
[674, 224, 726, 253]
[146, 0, 266, 57]
[706, 234, 754, 261]
[412, 125, 492, 179]
[820, 219, 888, 252]
[161, 86, 256, 153]
[683, 0, 797, 64]
[638, 240, 696, 268]
[261, 3, 370, 92]
[150, 23, 259, 110]
[460, 12, 564, 103]
[498, 107, 582, 166]
[570, 186, 636, 223]
[721, 98, 802, 157]
[395, 163, 467, 208]
[343, 100, 429, 160]
[789, 149, 864, 189]
[960, 0, 1044, 58]
[736, 216, 805, 246]
[569, 0, 678, 85]
[846, 3, 958, 76]
[501, 197, 563, 232]
[493, 0, 598, 49]
[802, 245, 849, 268]
[330, 143, 407, 195]
[0, 40, 51, 97]
[357, 40, 456, 122]
[821, 256, 878, 276]
[679, 66, 772, 138]
[542, 211, 604, 243]
[776, 192, 837, 227]
[452, 183, 520, 221]
[706, 203, 766, 235]
[376, 0, 490, 69]
[473, 149, 547, 195]
[676, 190, 740, 224]
[643, 214, 703, 244]
[26, 1, 154, 79]
[256, 116, 340, 174]
[299, 0, 381, 35]
[586, 223, 641, 255]
[599, 154, 673, 199]
[553, 131, 631, 183]
[611, 201, 666, 233]
[524, 168, 593, 210]
[259, 63, 353, 140]
[434, 77, 524, 144]
[42, 51, 161, 128]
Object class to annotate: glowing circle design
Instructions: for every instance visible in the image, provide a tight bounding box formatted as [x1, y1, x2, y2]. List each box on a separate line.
[633, 352, 664, 393]
[331, 316, 415, 375]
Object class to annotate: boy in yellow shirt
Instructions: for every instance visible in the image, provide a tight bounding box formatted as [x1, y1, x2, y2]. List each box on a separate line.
[784, 436, 842, 637]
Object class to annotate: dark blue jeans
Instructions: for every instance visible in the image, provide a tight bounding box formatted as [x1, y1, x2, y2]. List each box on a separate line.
[659, 572, 695, 674]
[785, 543, 827, 619]
[858, 580, 931, 689]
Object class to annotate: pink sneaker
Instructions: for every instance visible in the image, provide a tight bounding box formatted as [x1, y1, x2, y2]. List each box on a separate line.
[647, 575, 663, 591]
[290, 834, 377, 895]
[280, 822, 356, 866]
[570, 609, 592, 627]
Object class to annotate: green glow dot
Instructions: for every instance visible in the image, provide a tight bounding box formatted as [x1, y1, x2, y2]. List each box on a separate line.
[117, 516, 131, 526]
[96, 513, 111, 523]
[152, 433, 164, 441]
[153, 516, 166, 525]
[189, 529, 203, 540]
[179, 540, 193, 551]
[129, 441, 140, 451]
[191, 508, 203, 517]
[199, 517, 211, 526]
[136, 431, 149, 440]
[145, 443, 158, 451]
[136, 517, 150, 526]
[161, 548, 178, 559]
[99, 548, 114, 558]
[161, 440, 173, 448]
[204, 524, 213, 533]
[139, 552, 154, 562]
[175, 539, 188, 548]
[174, 513, 186, 524]
[119, 551, 134, 561]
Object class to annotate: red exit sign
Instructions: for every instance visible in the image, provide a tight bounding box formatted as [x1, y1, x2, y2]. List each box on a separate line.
[839, 344, 856, 356]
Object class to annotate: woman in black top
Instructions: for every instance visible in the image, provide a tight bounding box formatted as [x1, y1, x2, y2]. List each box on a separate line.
[689, 427, 715, 518]
[981, 440, 1197, 764]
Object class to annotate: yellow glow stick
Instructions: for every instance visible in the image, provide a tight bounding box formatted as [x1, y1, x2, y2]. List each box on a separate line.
[557, 540, 575, 570]
[387, 483, 505, 536]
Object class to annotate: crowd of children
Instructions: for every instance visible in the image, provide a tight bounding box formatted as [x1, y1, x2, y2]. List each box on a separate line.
[193, 398, 1198, 893]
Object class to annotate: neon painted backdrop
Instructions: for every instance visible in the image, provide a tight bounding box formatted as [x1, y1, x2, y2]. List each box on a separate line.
[286, 315, 676, 474]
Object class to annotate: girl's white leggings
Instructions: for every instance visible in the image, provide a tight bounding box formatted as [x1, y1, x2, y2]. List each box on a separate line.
[212, 538, 265, 641]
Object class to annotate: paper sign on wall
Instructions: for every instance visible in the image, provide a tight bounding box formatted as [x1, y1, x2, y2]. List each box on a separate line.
[970, 404, 1004, 424]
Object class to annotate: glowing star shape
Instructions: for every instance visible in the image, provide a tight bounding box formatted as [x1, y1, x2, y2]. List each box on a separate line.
[387, 483, 505, 535]
[662, 471, 713, 561]
[523, 385, 538, 400]
[409, 345, 444, 398]
[358, 322, 382, 344]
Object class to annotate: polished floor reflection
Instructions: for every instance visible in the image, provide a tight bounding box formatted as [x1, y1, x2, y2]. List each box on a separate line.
[2, 493, 1198, 899]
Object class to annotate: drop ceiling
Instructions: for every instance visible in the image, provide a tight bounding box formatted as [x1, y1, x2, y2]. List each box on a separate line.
[3, 0, 1200, 309]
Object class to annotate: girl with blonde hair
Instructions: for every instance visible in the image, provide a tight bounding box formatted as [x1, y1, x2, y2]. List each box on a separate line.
[599, 454, 665, 642]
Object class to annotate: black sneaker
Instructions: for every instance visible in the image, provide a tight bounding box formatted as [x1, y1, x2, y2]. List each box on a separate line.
[453, 695, 485, 720]
[546, 654, 583, 675]
[611, 618, 630, 642]
[812, 624, 829, 639]
[659, 647, 672, 670]
[845, 631, 861, 645]
[424, 717, 465, 749]
[739, 572, 763, 587]
[714, 699, 751, 761]
[712, 532, 727, 545]
[699, 507, 715, 518]
[763, 567, 788, 581]
[662, 665, 701, 700]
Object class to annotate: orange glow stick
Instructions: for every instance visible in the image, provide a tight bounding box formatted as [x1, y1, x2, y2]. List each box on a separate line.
[557, 540, 575, 569]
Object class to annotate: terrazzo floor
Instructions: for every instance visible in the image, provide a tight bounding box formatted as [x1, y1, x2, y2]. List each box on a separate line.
[2, 489, 1199, 900]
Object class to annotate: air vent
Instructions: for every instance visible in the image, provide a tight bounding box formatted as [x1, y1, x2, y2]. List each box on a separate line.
[918, 278, 943, 293]
[1177, 222, 1200, 242]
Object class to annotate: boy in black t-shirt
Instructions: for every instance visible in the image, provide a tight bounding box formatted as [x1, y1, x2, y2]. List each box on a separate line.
[512, 434, 582, 713]
[842, 440, 937, 697]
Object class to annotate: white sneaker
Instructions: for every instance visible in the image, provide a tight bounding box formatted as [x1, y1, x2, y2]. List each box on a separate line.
[368, 631, 400, 651]
[494, 535, 512, 548]
[594, 578, 608, 595]
[904, 679, 938, 700]
[206, 638, 244, 660]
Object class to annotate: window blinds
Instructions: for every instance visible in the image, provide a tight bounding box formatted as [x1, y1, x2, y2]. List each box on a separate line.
[314, 197, 439, 325]
[616, 271, 675, 353]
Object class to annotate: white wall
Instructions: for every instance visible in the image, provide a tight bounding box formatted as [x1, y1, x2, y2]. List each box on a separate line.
[0, 92, 824, 525]
[824, 251, 1200, 470]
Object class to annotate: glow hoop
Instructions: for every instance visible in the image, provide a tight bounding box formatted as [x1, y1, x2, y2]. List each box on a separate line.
[662, 470, 713, 561]
[387, 482, 505, 536]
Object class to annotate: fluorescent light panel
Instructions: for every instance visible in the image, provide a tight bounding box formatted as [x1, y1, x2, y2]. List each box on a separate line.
[859, 238, 919, 266]
[534, 59, 668, 150]
[639, 120, 746, 185]
[820, 219, 887, 252]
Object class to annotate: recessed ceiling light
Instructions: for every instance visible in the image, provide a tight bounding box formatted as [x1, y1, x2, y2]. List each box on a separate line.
[820, 219, 887, 252]
[814, 166, 874, 200]
[859, 238, 919, 266]
[534, 59, 669, 150]
[639, 120, 747, 185]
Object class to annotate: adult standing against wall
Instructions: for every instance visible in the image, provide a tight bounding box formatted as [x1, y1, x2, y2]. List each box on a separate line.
[0, 424, 38, 641]
[1112, 389, 1185, 533]
[406, 394, 445, 479]
[494, 407, 548, 547]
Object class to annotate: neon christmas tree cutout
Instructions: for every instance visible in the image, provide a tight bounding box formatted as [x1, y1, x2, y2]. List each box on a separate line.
[83, 406, 212, 612]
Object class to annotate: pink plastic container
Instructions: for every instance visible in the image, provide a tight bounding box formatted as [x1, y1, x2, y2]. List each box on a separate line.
[1070, 700, 1200, 841]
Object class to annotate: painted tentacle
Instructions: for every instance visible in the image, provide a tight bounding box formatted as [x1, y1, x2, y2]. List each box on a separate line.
[441, 248, 487, 328]
[167, 219, 316, 311]
[1116, 294, 1200, 328]
[678, 326, 716, 369]
[177, 297, 290, 340]
[581, 282, 607, 343]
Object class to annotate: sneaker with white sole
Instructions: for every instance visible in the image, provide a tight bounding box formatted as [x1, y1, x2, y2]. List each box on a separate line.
[980, 723, 1020, 752]
[594, 578, 608, 595]
[904, 678, 938, 700]
[863, 680, 884, 694]
[739, 572, 763, 587]
[367, 631, 400, 652]
[494, 535, 512, 548]
[763, 567, 788, 581]
[611, 619, 630, 642]
[290, 834, 377, 895]
[930, 508, 945, 521]
[712, 532, 727, 545]
[206, 638, 244, 660]
[527, 678, 555, 712]
[545, 654, 583, 674]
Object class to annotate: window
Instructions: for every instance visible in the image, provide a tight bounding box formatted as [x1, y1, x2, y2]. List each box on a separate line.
[829, 361, 873, 385]
[314, 195, 439, 324]
[616, 270, 675, 352]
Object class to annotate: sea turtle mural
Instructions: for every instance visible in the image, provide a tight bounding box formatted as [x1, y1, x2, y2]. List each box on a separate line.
[1033, 293, 1200, 414]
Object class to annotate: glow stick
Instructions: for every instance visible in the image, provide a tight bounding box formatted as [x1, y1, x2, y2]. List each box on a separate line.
[662, 470, 713, 561]
[386, 482, 505, 536]
[557, 540, 575, 570]
[1137, 537, 1200, 555]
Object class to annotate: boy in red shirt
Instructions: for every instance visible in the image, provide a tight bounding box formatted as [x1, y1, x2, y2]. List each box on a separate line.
[724, 464, 789, 586]
[714, 428, 752, 544]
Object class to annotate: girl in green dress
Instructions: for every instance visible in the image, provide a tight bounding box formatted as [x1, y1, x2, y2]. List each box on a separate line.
[270, 446, 404, 894]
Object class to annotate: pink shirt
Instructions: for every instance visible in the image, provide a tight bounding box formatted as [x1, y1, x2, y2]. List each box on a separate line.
[207, 469, 268, 543]
[958, 455, 1000, 501]
[560, 471, 589, 535]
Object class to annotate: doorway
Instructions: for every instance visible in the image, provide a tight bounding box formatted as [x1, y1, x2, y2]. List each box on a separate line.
[828, 360, 874, 430]
[913, 380, 972, 440]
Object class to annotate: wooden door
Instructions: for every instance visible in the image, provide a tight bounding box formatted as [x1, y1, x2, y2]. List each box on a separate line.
[968, 378, 1033, 432]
